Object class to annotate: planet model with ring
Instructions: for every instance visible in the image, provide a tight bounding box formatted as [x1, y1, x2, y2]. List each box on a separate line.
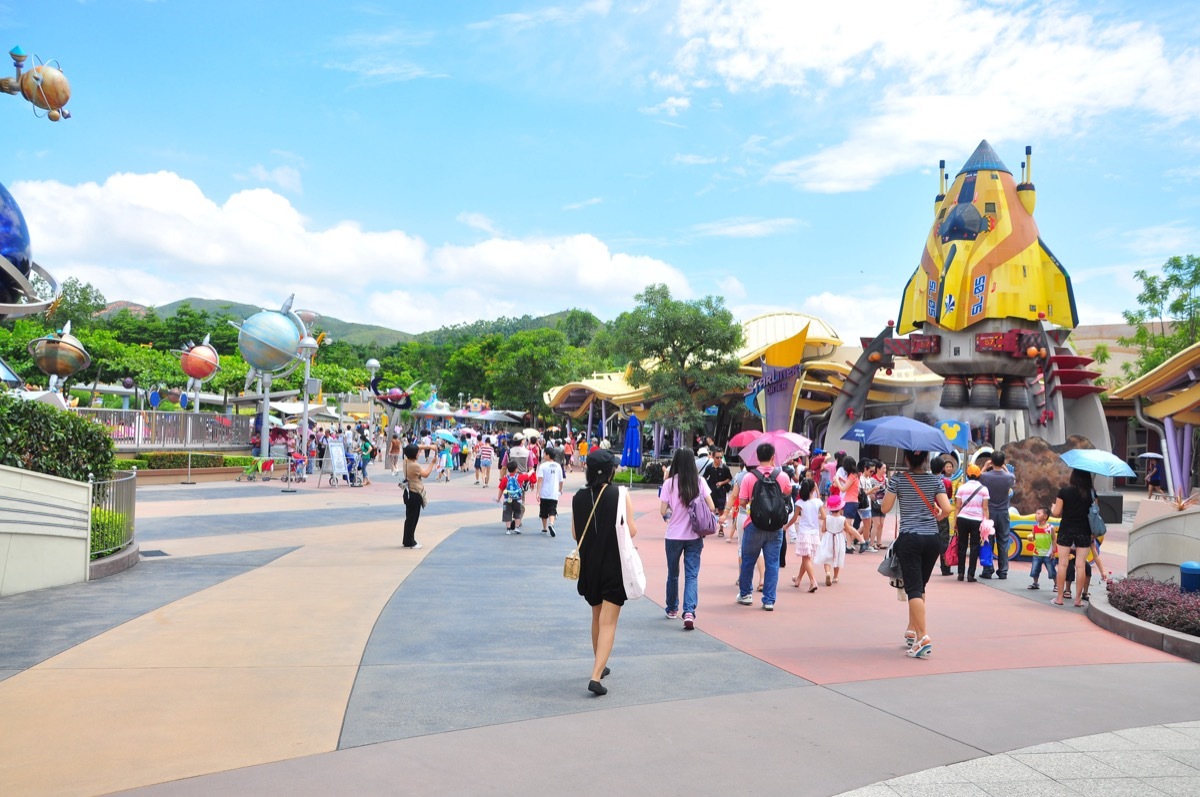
[236, 310, 303, 373]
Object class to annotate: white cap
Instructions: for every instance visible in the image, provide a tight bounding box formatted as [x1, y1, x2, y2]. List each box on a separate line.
[697, 447, 709, 456]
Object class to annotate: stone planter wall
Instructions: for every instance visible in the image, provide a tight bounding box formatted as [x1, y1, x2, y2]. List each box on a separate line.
[1128, 506, 1200, 582]
[0, 465, 91, 596]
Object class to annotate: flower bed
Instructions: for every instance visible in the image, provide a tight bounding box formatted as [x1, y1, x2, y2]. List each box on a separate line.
[1107, 577, 1200, 637]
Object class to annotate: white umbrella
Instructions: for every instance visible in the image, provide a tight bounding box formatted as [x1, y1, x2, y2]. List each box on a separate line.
[1137, 452, 1164, 459]
[523, 427, 541, 439]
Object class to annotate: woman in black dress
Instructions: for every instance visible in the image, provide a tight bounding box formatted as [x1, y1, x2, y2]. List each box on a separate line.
[572, 449, 638, 696]
[1051, 468, 1094, 607]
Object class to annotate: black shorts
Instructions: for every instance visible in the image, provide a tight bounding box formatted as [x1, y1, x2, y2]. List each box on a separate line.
[502, 500, 525, 523]
[893, 533, 941, 600]
[1057, 529, 1092, 550]
[539, 498, 558, 519]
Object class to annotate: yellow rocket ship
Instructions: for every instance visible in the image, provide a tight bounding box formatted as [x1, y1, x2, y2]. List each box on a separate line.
[898, 141, 1078, 334]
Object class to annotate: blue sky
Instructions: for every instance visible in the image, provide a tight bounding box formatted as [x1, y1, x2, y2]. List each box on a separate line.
[3, 0, 1199, 342]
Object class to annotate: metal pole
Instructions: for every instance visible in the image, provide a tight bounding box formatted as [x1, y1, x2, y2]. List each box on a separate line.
[299, 343, 314, 487]
[182, 450, 195, 485]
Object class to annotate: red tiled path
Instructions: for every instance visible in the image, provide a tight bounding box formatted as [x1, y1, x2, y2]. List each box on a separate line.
[625, 487, 1177, 685]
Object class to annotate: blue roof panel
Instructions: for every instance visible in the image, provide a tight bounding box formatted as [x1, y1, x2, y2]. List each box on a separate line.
[956, 140, 1011, 176]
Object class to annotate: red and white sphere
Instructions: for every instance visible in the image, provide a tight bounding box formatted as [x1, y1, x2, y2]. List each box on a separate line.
[180, 343, 220, 381]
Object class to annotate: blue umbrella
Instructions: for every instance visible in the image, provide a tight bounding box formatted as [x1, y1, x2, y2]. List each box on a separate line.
[433, 429, 458, 444]
[1059, 448, 1136, 478]
[621, 415, 642, 484]
[841, 415, 954, 453]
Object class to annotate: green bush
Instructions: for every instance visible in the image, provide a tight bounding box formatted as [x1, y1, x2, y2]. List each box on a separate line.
[224, 455, 257, 468]
[144, 451, 225, 469]
[0, 394, 115, 481]
[115, 458, 149, 471]
[90, 506, 129, 559]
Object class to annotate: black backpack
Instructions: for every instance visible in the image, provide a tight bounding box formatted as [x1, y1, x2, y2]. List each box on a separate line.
[749, 467, 792, 531]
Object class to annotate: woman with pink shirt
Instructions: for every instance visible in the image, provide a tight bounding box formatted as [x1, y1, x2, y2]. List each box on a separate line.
[659, 447, 716, 630]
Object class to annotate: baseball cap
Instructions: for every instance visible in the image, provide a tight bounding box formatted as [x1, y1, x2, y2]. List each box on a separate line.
[827, 494, 845, 511]
[697, 447, 709, 456]
[966, 464, 981, 477]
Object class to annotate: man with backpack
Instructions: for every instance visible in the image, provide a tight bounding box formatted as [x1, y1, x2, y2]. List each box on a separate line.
[729, 441, 794, 611]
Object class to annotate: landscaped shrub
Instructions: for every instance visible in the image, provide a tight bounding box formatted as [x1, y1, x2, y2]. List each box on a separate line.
[0, 394, 115, 482]
[224, 455, 257, 468]
[115, 458, 149, 471]
[90, 507, 129, 559]
[1107, 577, 1200, 637]
[640, 461, 665, 485]
[143, 452, 225, 469]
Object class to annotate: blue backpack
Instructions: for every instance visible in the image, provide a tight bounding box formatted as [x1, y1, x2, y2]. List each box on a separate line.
[503, 474, 523, 503]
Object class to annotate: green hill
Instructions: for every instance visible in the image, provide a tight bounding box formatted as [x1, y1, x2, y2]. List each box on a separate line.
[154, 298, 416, 347]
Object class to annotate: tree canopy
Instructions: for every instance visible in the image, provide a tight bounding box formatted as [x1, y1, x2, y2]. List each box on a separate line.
[604, 284, 744, 433]
[1119, 254, 1200, 379]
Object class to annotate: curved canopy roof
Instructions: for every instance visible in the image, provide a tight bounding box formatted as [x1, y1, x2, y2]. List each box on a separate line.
[1110, 341, 1200, 424]
[738, 311, 841, 364]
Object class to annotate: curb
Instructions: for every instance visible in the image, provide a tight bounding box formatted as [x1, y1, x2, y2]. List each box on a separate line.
[1087, 590, 1200, 664]
[89, 541, 140, 580]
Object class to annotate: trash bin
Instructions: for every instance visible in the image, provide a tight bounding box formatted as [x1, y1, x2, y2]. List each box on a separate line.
[1182, 562, 1200, 594]
[1095, 491, 1123, 524]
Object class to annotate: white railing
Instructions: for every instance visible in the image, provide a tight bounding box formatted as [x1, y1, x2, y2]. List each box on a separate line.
[75, 409, 253, 452]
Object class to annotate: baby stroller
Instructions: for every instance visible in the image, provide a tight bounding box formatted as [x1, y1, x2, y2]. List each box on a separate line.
[236, 457, 274, 482]
[281, 452, 308, 484]
[345, 450, 363, 487]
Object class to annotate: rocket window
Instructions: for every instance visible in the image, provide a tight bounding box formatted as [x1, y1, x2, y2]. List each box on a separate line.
[939, 208, 947, 220]
[984, 202, 997, 213]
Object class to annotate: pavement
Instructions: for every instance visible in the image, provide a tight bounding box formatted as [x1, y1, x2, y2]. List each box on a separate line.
[1, 468, 1198, 796]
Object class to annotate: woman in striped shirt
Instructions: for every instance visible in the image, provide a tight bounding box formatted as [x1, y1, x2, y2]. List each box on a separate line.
[477, 438, 496, 488]
[881, 450, 952, 660]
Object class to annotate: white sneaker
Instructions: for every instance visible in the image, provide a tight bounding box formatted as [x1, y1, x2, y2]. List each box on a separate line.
[736, 594, 753, 605]
[406, 543, 423, 550]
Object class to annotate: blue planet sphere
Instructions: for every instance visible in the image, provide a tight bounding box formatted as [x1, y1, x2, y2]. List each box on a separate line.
[0, 181, 32, 307]
[238, 310, 302, 372]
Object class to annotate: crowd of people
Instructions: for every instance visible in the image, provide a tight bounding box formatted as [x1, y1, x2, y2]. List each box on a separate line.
[259, 421, 1114, 697]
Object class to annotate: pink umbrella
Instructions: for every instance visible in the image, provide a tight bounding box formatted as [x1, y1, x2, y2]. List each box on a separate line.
[740, 431, 812, 466]
[728, 429, 764, 448]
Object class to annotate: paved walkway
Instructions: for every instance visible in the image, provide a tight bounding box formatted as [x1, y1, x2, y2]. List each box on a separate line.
[1, 472, 1198, 796]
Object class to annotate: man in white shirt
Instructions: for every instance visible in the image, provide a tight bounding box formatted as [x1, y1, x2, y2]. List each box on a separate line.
[535, 449, 565, 537]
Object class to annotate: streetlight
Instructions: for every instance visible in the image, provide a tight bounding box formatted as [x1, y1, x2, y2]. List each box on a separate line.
[365, 358, 380, 433]
[298, 334, 319, 465]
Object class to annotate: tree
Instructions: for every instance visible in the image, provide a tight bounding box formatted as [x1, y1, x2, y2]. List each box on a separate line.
[604, 284, 744, 433]
[440, 334, 501, 401]
[487, 328, 569, 417]
[46, 277, 106, 329]
[556, 308, 601, 348]
[1119, 255, 1200, 379]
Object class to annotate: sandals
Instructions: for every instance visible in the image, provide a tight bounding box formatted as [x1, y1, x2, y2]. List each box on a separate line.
[808, 585, 818, 593]
[906, 635, 932, 659]
[904, 631, 917, 648]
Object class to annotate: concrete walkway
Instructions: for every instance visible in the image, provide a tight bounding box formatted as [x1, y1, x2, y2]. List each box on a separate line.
[0, 472, 1197, 796]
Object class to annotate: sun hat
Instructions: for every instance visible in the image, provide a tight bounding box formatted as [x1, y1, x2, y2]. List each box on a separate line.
[827, 494, 845, 511]
[697, 446, 709, 456]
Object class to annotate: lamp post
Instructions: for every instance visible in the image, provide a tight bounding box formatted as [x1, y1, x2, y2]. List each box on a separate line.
[365, 358, 380, 433]
[298, 334, 318, 471]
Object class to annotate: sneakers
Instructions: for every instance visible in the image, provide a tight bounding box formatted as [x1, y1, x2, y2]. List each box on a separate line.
[665, 609, 679, 619]
[404, 543, 423, 550]
[505, 530, 514, 535]
[906, 635, 932, 659]
[736, 594, 754, 605]
[762, 603, 774, 611]
[978, 572, 993, 580]
[682, 612, 695, 630]
[548, 524, 556, 538]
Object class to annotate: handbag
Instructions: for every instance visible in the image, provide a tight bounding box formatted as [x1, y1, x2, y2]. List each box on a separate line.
[944, 533, 960, 567]
[980, 517, 995, 541]
[1088, 490, 1106, 536]
[687, 491, 721, 537]
[564, 484, 606, 580]
[615, 485, 646, 599]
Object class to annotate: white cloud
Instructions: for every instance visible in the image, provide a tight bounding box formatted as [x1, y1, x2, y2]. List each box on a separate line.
[11, 172, 692, 333]
[692, 216, 799, 237]
[640, 96, 691, 116]
[717, 275, 747, 299]
[672, 0, 1200, 191]
[240, 164, 303, 194]
[456, 211, 502, 235]
[798, 292, 899, 344]
[674, 153, 718, 165]
[468, 0, 612, 31]
[563, 197, 603, 210]
[326, 28, 445, 85]
[1122, 222, 1199, 258]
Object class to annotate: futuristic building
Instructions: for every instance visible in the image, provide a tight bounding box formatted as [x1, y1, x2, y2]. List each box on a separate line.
[829, 141, 1110, 454]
